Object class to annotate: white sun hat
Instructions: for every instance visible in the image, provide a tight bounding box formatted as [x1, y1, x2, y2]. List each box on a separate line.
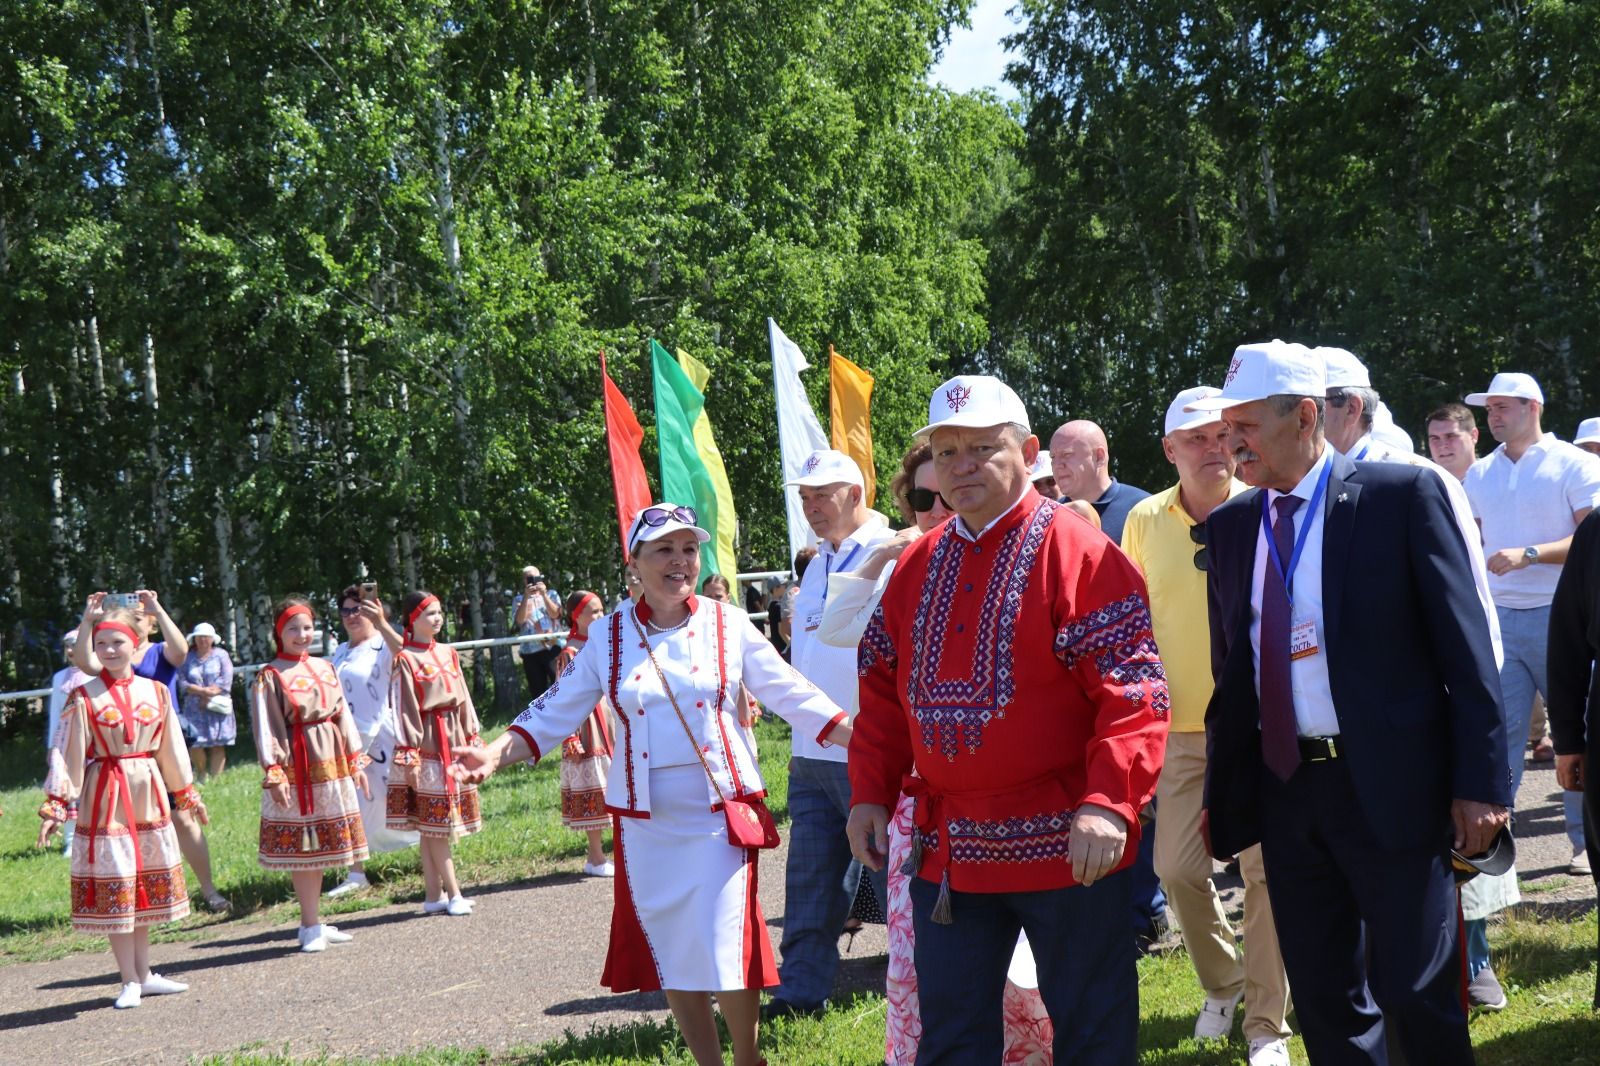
[187, 621, 223, 643]
[1315, 347, 1371, 390]
[1165, 386, 1224, 435]
[626, 503, 711, 553]
[1464, 372, 1544, 406]
[1184, 340, 1323, 412]
[915, 375, 1031, 438]
[785, 449, 865, 489]
[1574, 417, 1600, 447]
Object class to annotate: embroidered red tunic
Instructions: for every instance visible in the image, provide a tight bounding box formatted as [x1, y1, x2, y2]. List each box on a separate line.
[852, 490, 1169, 894]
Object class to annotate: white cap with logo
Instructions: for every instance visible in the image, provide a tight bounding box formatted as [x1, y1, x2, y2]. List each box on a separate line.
[1575, 417, 1600, 447]
[1184, 340, 1324, 413]
[916, 375, 1031, 438]
[1028, 452, 1054, 483]
[1316, 347, 1371, 390]
[1464, 372, 1544, 406]
[784, 448, 865, 489]
[1165, 386, 1223, 434]
[626, 503, 711, 554]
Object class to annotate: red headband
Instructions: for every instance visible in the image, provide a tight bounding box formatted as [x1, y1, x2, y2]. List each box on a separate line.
[567, 592, 601, 640]
[93, 621, 142, 646]
[274, 604, 313, 649]
[406, 594, 441, 632]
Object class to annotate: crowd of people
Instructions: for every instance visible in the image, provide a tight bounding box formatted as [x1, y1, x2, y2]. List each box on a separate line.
[19, 343, 1600, 1066]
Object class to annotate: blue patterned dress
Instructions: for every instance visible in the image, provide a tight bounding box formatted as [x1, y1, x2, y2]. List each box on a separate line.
[178, 648, 237, 747]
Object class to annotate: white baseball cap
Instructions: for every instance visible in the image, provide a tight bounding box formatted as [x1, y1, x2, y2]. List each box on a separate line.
[1575, 417, 1600, 447]
[187, 621, 222, 642]
[626, 503, 711, 553]
[1165, 386, 1224, 434]
[1184, 340, 1323, 413]
[1028, 452, 1054, 482]
[1464, 372, 1544, 406]
[1316, 347, 1371, 390]
[1372, 403, 1415, 453]
[916, 375, 1031, 438]
[785, 448, 865, 489]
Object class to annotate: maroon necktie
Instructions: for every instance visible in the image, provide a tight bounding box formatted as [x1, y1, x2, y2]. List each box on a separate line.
[1260, 494, 1303, 782]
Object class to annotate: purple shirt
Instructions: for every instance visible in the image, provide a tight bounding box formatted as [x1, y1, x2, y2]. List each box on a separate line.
[136, 642, 181, 709]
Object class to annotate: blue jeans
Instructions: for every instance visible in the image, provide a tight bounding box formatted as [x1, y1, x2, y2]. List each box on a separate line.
[1497, 605, 1585, 848]
[910, 869, 1138, 1065]
[774, 757, 886, 1007]
[1129, 804, 1166, 933]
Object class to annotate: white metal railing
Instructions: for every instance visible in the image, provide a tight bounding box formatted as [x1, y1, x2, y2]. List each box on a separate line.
[0, 570, 788, 708]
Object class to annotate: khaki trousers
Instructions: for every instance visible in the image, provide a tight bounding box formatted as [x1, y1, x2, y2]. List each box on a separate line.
[1154, 730, 1292, 1042]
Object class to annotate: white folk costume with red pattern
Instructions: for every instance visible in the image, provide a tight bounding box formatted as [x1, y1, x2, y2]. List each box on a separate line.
[42, 674, 197, 932]
[253, 656, 371, 870]
[554, 640, 614, 831]
[388, 639, 483, 839]
[509, 596, 846, 993]
[852, 489, 1168, 899]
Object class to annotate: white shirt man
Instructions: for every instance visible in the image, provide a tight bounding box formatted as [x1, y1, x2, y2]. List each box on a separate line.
[768, 448, 895, 1017]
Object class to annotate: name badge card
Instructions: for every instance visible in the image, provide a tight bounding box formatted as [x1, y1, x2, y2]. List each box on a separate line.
[804, 611, 823, 633]
[1289, 617, 1320, 661]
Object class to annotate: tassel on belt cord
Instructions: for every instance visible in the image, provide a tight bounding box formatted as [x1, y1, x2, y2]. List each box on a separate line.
[83, 752, 159, 910]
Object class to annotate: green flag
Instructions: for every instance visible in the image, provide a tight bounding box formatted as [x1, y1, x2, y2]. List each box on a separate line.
[650, 339, 724, 586]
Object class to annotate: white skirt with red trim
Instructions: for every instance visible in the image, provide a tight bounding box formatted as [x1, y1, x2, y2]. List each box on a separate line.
[602, 764, 777, 994]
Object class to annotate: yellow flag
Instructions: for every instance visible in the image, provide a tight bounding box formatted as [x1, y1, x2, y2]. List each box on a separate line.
[829, 346, 876, 508]
[675, 348, 739, 584]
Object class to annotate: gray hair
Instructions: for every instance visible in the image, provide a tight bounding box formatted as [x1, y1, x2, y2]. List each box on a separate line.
[1326, 386, 1379, 430]
[1268, 394, 1326, 432]
[1002, 422, 1033, 446]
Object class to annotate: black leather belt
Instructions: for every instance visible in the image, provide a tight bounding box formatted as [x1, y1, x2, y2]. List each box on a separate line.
[1298, 736, 1342, 762]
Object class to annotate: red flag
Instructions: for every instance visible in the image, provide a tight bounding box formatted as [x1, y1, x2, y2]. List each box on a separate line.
[601, 350, 654, 561]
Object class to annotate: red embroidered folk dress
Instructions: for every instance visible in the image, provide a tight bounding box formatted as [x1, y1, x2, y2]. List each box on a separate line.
[253, 656, 371, 870]
[42, 675, 198, 932]
[388, 639, 482, 838]
[852, 491, 1169, 895]
[555, 639, 615, 832]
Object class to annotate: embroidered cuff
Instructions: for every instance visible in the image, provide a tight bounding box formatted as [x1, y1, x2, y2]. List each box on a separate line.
[262, 765, 288, 788]
[171, 785, 203, 811]
[393, 746, 422, 768]
[38, 796, 69, 822]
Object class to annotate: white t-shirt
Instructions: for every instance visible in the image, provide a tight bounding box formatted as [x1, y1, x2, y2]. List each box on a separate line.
[789, 512, 894, 762]
[1464, 434, 1600, 609]
[330, 636, 396, 743]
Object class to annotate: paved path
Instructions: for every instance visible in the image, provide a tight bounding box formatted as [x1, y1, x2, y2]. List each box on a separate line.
[0, 763, 1590, 1066]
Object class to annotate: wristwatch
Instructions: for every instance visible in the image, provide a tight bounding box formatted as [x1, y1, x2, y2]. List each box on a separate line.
[1522, 545, 1540, 565]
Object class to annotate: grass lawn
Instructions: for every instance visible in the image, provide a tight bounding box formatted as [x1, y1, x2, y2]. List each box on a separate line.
[3, 709, 1597, 1064]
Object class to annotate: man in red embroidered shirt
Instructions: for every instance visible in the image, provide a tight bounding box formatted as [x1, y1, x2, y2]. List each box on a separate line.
[846, 374, 1169, 1064]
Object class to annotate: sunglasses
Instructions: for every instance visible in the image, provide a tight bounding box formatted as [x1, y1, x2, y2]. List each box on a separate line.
[638, 504, 697, 529]
[338, 604, 362, 616]
[906, 487, 949, 514]
[1189, 523, 1208, 572]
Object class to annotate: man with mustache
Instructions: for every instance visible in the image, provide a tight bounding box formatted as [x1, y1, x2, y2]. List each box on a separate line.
[1194, 341, 1510, 1065]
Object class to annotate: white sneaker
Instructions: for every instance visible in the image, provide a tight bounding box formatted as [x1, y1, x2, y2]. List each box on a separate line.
[1248, 1037, 1291, 1066]
[1194, 990, 1242, 1040]
[320, 924, 353, 944]
[297, 926, 328, 953]
[325, 872, 367, 898]
[114, 982, 142, 1009]
[446, 896, 473, 916]
[1572, 848, 1593, 876]
[140, 973, 188, 996]
[583, 861, 615, 877]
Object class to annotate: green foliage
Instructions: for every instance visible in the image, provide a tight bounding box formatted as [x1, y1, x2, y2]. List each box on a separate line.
[0, 1, 1014, 686]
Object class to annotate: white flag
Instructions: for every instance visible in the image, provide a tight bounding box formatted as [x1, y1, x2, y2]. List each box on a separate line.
[769, 318, 829, 568]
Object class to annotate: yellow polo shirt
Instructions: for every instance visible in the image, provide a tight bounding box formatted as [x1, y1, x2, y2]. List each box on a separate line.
[1120, 480, 1247, 732]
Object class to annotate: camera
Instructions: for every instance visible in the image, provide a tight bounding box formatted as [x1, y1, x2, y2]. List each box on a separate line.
[360, 581, 378, 599]
[104, 592, 140, 611]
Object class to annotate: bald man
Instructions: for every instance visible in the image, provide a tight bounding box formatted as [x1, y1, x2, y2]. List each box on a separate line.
[1049, 420, 1152, 545]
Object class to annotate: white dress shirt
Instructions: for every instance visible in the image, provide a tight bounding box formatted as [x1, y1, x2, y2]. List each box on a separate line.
[1249, 447, 1340, 737]
[1463, 434, 1600, 609]
[790, 512, 894, 761]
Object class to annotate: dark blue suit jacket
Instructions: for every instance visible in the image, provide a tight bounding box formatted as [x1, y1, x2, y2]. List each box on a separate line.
[1201, 450, 1513, 858]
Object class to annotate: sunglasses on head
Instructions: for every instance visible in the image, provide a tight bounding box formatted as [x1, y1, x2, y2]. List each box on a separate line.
[1189, 522, 1208, 572]
[639, 504, 697, 529]
[906, 488, 949, 514]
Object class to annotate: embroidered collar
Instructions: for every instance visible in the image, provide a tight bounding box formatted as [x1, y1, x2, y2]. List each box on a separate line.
[403, 638, 436, 651]
[634, 595, 698, 626]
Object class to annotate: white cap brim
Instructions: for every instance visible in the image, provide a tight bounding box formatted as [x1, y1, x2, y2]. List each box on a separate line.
[784, 474, 863, 488]
[915, 413, 1018, 438]
[1576, 435, 1600, 446]
[1182, 394, 1251, 414]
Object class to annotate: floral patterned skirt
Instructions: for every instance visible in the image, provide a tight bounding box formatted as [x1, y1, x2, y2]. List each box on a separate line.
[559, 753, 611, 831]
[386, 752, 481, 840]
[260, 772, 371, 871]
[70, 818, 190, 933]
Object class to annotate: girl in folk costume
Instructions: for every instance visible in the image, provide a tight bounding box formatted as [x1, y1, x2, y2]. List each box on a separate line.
[37, 609, 205, 1009]
[453, 505, 852, 1066]
[253, 597, 372, 953]
[557, 591, 615, 876]
[387, 590, 481, 916]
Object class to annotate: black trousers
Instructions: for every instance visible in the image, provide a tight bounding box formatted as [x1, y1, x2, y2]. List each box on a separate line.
[520, 645, 560, 700]
[1259, 758, 1471, 1066]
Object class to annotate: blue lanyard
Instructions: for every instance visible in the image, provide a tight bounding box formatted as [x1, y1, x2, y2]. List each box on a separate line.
[1260, 459, 1332, 604]
[1351, 442, 1370, 461]
[819, 542, 864, 609]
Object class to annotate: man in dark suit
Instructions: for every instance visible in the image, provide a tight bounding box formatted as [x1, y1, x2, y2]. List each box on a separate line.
[1190, 340, 1513, 1065]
